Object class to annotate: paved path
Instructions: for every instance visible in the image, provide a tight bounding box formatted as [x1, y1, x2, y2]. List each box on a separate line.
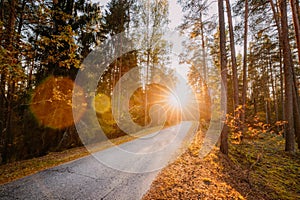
[0, 122, 197, 200]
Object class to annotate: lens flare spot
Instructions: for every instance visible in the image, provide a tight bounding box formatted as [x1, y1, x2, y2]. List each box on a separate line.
[94, 93, 111, 114]
[30, 76, 86, 129]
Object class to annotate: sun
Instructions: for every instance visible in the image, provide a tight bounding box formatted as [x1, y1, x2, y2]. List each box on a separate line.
[166, 89, 190, 109]
[167, 93, 180, 108]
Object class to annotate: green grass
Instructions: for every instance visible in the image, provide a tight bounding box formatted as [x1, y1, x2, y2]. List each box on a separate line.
[229, 133, 300, 200]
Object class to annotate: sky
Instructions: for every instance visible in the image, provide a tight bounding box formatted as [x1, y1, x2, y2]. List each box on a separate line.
[168, 0, 184, 30]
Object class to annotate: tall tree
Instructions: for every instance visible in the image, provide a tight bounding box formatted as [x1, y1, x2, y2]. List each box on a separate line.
[225, 0, 239, 129]
[290, 0, 300, 64]
[218, 0, 229, 155]
[289, 0, 300, 148]
[269, 0, 286, 131]
[178, 0, 216, 128]
[1, 0, 18, 163]
[280, 0, 296, 152]
[241, 0, 248, 132]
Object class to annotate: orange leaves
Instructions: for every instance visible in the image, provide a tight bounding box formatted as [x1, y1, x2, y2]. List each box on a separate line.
[275, 120, 288, 126]
[190, 31, 198, 39]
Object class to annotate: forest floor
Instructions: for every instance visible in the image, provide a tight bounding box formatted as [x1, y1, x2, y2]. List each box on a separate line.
[143, 131, 300, 200]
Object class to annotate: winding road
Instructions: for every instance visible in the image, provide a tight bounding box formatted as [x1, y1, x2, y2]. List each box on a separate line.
[0, 121, 197, 200]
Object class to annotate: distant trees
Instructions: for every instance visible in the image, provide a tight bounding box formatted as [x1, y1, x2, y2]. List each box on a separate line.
[131, 0, 170, 125]
[178, 0, 214, 81]
[187, 65, 211, 123]
[96, 0, 139, 138]
[180, 0, 300, 154]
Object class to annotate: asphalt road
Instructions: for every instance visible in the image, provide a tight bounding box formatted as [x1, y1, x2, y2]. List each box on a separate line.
[0, 121, 196, 200]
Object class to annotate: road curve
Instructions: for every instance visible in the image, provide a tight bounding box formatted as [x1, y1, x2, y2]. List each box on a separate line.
[0, 121, 197, 200]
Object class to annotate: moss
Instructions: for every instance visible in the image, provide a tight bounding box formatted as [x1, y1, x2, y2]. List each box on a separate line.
[229, 132, 300, 199]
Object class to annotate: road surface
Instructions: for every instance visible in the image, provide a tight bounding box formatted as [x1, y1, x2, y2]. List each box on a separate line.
[0, 122, 197, 200]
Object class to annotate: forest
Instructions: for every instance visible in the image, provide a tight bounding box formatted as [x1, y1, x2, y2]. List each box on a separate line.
[0, 0, 299, 198]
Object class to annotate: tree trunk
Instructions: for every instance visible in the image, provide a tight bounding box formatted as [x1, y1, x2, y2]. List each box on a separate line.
[265, 99, 269, 124]
[200, 12, 207, 81]
[290, 0, 300, 64]
[225, 0, 239, 122]
[218, 0, 228, 155]
[2, 0, 17, 164]
[292, 85, 300, 148]
[269, 0, 286, 136]
[241, 0, 249, 131]
[280, 0, 296, 152]
[268, 58, 278, 122]
[279, 52, 285, 137]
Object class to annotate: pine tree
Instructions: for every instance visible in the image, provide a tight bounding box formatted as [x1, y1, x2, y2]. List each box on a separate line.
[218, 0, 229, 155]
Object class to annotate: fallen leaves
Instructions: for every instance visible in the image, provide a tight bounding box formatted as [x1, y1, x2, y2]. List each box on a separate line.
[143, 131, 299, 200]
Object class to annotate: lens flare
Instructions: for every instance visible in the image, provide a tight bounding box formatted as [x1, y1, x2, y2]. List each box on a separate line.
[30, 76, 86, 129]
[94, 93, 111, 114]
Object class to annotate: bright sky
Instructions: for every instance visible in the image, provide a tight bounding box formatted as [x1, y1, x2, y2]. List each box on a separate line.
[168, 0, 184, 30]
[167, 0, 189, 81]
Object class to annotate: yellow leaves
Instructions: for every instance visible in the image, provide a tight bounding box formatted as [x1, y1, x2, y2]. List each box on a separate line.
[275, 120, 287, 126]
[190, 32, 198, 39]
[0, 46, 26, 82]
